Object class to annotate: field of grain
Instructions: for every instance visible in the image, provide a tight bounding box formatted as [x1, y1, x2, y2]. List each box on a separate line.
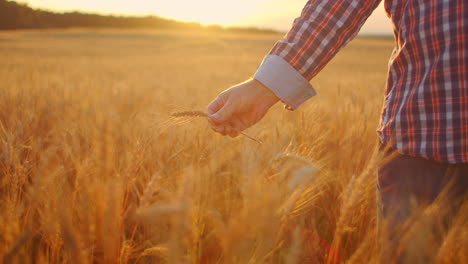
[0, 30, 466, 264]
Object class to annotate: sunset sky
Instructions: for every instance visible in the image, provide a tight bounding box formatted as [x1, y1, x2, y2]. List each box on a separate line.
[21, 0, 393, 35]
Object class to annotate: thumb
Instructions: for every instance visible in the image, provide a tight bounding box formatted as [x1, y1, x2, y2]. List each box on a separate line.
[210, 103, 234, 123]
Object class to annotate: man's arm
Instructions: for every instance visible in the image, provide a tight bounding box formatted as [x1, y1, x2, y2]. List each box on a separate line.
[208, 0, 382, 136]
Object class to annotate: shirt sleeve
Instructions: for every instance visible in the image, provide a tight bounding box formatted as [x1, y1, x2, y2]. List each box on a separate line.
[254, 0, 382, 110]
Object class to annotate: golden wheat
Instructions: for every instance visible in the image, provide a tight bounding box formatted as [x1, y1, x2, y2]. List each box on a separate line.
[171, 110, 263, 144]
[171, 110, 208, 118]
[0, 29, 464, 264]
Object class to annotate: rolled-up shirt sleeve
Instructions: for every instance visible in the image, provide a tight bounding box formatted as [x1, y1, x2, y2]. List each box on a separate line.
[254, 0, 382, 110]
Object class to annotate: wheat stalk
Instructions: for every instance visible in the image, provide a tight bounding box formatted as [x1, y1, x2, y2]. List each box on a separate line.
[171, 110, 208, 118]
[171, 111, 262, 144]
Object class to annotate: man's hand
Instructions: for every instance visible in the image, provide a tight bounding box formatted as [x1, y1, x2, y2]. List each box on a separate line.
[206, 79, 279, 137]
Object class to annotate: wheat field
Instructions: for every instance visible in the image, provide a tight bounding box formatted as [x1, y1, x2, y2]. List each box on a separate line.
[0, 30, 466, 264]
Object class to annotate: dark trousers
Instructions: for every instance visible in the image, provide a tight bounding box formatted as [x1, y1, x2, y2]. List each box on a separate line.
[378, 146, 467, 224]
[377, 145, 468, 263]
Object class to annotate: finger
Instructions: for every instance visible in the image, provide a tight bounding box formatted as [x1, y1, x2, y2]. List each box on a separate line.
[207, 115, 224, 127]
[209, 103, 234, 124]
[228, 130, 239, 138]
[223, 125, 236, 137]
[210, 123, 228, 136]
[221, 118, 241, 138]
[207, 117, 216, 127]
[223, 122, 240, 138]
[207, 96, 224, 116]
[219, 123, 229, 136]
[231, 116, 248, 132]
[210, 123, 223, 133]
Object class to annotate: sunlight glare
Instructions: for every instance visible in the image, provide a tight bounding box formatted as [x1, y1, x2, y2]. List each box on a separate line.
[152, 0, 263, 25]
[22, 0, 392, 34]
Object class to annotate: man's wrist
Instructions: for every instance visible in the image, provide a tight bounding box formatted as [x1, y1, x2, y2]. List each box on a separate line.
[251, 79, 280, 107]
[254, 55, 317, 110]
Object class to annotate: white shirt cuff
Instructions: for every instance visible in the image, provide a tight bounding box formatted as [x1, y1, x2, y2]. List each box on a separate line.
[254, 55, 317, 110]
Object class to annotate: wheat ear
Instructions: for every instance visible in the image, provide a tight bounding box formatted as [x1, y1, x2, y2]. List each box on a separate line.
[171, 111, 208, 118]
[171, 111, 262, 144]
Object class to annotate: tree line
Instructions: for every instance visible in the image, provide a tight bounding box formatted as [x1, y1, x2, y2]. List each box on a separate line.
[0, 0, 278, 34]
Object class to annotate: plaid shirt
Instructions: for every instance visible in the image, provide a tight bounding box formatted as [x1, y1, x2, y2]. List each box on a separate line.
[255, 0, 468, 164]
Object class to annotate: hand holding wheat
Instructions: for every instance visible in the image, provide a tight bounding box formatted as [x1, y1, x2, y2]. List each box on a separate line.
[206, 79, 279, 137]
[171, 110, 263, 144]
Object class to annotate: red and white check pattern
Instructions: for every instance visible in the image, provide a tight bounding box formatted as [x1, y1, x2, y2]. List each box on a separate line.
[255, 0, 468, 164]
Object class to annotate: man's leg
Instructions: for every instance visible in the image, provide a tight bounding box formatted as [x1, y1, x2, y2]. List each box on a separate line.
[377, 145, 468, 263]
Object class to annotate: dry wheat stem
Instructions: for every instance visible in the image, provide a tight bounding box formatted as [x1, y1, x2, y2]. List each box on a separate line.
[171, 111, 262, 144]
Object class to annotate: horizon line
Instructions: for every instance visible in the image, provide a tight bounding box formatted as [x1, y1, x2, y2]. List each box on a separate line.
[12, 0, 393, 36]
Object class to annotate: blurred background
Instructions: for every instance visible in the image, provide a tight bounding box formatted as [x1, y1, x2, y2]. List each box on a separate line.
[0, 0, 392, 35]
